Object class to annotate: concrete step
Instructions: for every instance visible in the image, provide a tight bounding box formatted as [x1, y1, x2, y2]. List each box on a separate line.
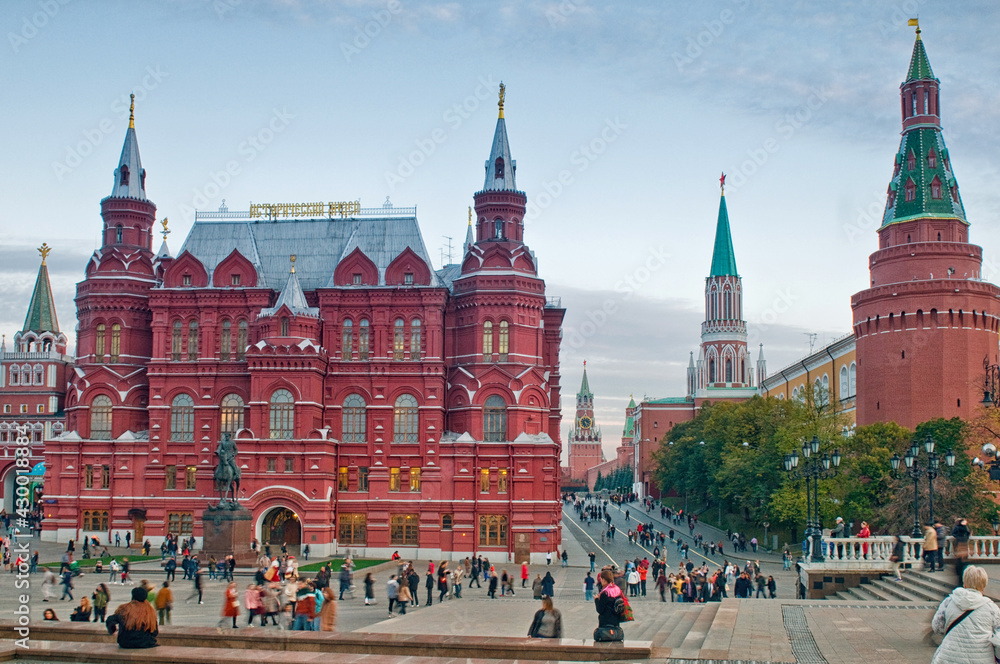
[869, 578, 926, 602]
[834, 590, 860, 601]
[908, 570, 958, 594]
[670, 602, 720, 659]
[699, 600, 740, 659]
[855, 582, 897, 602]
[888, 575, 947, 602]
[658, 606, 703, 650]
[642, 606, 696, 647]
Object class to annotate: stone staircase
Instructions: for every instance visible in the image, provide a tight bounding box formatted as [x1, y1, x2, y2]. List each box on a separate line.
[833, 569, 956, 603]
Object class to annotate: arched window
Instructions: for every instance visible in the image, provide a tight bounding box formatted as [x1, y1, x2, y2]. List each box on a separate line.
[358, 319, 370, 361]
[110, 324, 121, 363]
[393, 394, 418, 442]
[410, 319, 421, 360]
[33, 364, 43, 385]
[342, 319, 353, 359]
[119, 165, 129, 187]
[186, 321, 199, 361]
[95, 323, 106, 363]
[930, 176, 942, 199]
[498, 320, 509, 360]
[840, 366, 849, 400]
[220, 394, 244, 436]
[483, 395, 507, 442]
[280, 317, 289, 337]
[927, 149, 937, 169]
[709, 358, 716, 383]
[237, 320, 248, 361]
[494, 157, 504, 179]
[905, 179, 916, 202]
[9, 366, 18, 386]
[91, 395, 113, 440]
[269, 389, 295, 439]
[821, 374, 830, 405]
[342, 393, 366, 442]
[171, 321, 182, 361]
[220, 320, 231, 361]
[483, 321, 493, 360]
[725, 357, 733, 382]
[849, 362, 857, 397]
[393, 318, 405, 360]
[170, 394, 194, 441]
[494, 219, 504, 239]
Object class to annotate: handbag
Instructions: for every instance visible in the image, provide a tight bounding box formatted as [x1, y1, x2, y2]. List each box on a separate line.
[621, 596, 635, 622]
[593, 625, 624, 642]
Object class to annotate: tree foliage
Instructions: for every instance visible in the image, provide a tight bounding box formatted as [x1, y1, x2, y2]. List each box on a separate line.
[593, 465, 633, 492]
[651, 386, 999, 538]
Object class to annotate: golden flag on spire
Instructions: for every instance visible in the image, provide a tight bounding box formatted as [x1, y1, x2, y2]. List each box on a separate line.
[907, 18, 919, 26]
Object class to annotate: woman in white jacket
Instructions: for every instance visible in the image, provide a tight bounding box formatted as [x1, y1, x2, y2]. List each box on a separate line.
[931, 565, 1000, 664]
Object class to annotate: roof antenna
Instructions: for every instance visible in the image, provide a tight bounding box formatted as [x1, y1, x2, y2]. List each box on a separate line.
[440, 236, 454, 266]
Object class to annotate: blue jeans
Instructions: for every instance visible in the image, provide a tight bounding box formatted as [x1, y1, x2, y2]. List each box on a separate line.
[585, 588, 594, 601]
[590, 561, 595, 572]
[292, 615, 313, 631]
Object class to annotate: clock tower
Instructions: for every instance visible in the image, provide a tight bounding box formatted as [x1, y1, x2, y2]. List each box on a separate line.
[567, 362, 603, 485]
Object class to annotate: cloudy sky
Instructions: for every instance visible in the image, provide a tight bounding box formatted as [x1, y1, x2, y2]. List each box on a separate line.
[2, 0, 998, 459]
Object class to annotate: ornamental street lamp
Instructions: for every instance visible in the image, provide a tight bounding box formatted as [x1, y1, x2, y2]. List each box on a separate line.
[889, 434, 954, 538]
[982, 356, 1000, 408]
[784, 435, 841, 562]
[972, 443, 1000, 483]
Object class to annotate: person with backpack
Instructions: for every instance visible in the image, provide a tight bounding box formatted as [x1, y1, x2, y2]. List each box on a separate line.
[930, 566, 1000, 664]
[594, 569, 626, 642]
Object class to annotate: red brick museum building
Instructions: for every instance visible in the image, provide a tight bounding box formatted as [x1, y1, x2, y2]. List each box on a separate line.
[39, 93, 567, 561]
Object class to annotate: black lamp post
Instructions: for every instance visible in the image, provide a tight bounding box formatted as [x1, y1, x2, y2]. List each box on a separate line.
[889, 434, 955, 538]
[784, 435, 841, 562]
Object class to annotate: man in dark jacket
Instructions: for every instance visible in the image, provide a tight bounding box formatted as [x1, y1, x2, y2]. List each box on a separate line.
[425, 571, 435, 605]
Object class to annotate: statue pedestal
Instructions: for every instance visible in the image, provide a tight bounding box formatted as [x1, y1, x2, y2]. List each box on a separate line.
[201, 505, 257, 567]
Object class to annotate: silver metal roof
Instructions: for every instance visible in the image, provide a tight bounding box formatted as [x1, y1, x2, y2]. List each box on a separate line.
[483, 117, 517, 192]
[260, 270, 319, 317]
[178, 215, 442, 291]
[110, 127, 147, 201]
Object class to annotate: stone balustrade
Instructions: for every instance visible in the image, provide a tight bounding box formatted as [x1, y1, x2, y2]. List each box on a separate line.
[816, 534, 1000, 569]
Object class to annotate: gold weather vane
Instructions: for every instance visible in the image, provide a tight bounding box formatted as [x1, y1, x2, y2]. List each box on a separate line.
[468, 206, 472, 226]
[38, 243, 51, 265]
[908, 17, 920, 38]
[498, 81, 506, 119]
[160, 218, 170, 242]
[290, 254, 297, 273]
[129, 93, 135, 129]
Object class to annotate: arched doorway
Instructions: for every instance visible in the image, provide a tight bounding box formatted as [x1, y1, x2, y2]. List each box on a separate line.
[261, 507, 301, 554]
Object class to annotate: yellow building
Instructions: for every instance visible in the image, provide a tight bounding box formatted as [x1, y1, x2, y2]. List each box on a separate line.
[758, 333, 857, 429]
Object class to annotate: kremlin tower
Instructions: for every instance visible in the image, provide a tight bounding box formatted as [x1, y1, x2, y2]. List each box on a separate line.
[852, 25, 1000, 428]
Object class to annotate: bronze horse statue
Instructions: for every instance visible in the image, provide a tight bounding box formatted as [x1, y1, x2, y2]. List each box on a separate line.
[213, 433, 241, 506]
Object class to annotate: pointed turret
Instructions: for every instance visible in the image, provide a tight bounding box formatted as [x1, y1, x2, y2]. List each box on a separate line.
[756, 343, 767, 386]
[579, 361, 592, 398]
[710, 175, 738, 277]
[464, 206, 475, 253]
[22, 244, 59, 335]
[261, 256, 319, 318]
[483, 82, 516, 192]
[882, 23, 965, 228]
[110, 94, 148, 201]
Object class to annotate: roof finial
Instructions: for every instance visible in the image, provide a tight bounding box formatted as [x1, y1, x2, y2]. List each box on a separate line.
[719, 172, 726, 196]
[129, 92, 135, 129]
[908, 17, 920, 39]
[160, 218, 170, 242]
[498, 81, 506, 119]
[290, 254, 297, 274]
[468, 206, 472, 226]
[38, 243, 51, 265]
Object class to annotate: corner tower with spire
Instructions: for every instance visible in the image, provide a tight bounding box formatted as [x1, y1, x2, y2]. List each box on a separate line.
[692, 174, 753, 395]
[852, 23, 1000, 428]
[567, 362, 603, 483]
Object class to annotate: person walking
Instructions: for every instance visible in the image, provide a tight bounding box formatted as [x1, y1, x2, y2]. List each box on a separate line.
[106, 587, 158, 649]
[221, 582, 240, 629]
[488, 570, 499, 599]
[60, 569, 74, 601]
[154, 581, 173, 625]
[364, 572, 375, 606]
[187, 568, 203, 604]
[318, 587, 336, 631]
[546, 551, 552, 566]
[561, 550, 568, 567]
[386, 575, 399, 617]
[532, 574, 543, 599]
[425, 570, 434, 606]
[585, 571, 596, 601]
[923, 523, 939, 572]
[930, 566, 1000, 664]
[92, 584, 110, 623]
[889, 535, 905, 581]
[521, 561, 529, 588]
[541, 571, 555, 597]
[165, 557, 176, 582]
[767, 576, 777, 599]
[396, 578, 411, 615]
[527, 596, 563, 638]
[952, 518, 972, 581]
